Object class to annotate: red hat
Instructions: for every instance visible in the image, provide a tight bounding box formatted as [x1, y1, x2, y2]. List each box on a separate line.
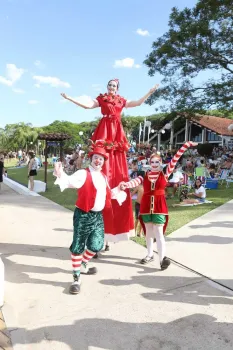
[88, 146, 108, 160]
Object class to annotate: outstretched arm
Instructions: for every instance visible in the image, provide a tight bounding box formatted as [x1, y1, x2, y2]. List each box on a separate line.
[166, 141, 198, 178]
[53, 162, 87, 192]
[120, 175, 144, 190]
[125, 84, 159, 108]
[60, 93, 99, 109]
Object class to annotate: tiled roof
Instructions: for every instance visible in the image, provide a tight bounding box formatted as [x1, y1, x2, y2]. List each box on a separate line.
[190, 115, 233, 136]
[38, 133, 72, 141]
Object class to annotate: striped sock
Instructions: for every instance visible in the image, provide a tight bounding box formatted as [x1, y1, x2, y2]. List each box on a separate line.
[71, 254, 83, 276]
[82, 249, 96, 266]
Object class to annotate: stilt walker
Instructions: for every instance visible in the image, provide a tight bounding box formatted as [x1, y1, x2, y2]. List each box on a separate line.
[54, 145, 126, 294]
[120, 141, 198, 269]
[60, 81, 159, 243]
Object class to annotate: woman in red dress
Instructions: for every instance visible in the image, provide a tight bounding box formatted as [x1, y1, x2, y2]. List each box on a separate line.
[60, 80, 159, 242]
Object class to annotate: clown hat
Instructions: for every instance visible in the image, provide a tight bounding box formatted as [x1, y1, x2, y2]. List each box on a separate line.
[88, 146, 108, 160]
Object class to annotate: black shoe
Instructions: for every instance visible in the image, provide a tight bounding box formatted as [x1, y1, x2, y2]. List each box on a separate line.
[69, 275, 81, 294]
[160, 257, 171, 270]
[80, 264, 98, 275]
[93, 253, 98, 259]
[105, 245, 110, 252]
[140, 256, 154, 264]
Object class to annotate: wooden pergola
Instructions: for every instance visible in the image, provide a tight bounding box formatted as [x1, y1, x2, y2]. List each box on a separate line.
[38, 132, 72, 188]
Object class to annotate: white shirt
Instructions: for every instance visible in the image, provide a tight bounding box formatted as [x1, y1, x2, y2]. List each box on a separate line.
[54, 166, 126, 210]
[169, 171, 184, 183]
[195, 186, 206, 198]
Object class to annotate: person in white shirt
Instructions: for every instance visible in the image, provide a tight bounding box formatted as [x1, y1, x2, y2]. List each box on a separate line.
[165, 166, 184, 198]
[174, 179, 206, 206]
[54, 145, 126, 295]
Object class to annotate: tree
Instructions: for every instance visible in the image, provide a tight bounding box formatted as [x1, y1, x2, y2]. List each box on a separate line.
[1, 123, 39, 152]
[144, 0, 233, 116]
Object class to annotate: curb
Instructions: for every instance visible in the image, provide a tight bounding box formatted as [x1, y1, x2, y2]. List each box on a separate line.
[3, 177, 40, 197]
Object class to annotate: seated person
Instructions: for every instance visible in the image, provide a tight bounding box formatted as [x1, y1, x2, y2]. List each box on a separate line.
[174, 179, 206, 206]
[165, 166, 184, 198]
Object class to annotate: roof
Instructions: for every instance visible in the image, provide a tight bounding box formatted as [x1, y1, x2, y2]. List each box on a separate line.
[38, 133, 72, 141]
[189, 115, 233, 136]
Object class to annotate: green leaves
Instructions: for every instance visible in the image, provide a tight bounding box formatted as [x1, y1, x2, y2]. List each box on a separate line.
[144, 0, 233, 115]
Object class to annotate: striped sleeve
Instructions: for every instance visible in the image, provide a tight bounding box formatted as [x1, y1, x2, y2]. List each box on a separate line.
[166, 141, 193, 178]
[125, 176, 143, 189]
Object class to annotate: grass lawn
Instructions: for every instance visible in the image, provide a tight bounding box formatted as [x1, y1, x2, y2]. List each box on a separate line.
[7, 166, 233, 246]
[4, 158, 18, 168]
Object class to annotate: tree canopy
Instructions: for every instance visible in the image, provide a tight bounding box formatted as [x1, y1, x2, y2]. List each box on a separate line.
[144, 0, 233, 116]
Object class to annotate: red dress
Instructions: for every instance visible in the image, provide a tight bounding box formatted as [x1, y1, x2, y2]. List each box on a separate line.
[91, 93, 134, 241]
[140, 171, 169, 234]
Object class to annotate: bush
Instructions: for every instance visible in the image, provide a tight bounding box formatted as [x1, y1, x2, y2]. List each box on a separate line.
[197, 143, 214, 157]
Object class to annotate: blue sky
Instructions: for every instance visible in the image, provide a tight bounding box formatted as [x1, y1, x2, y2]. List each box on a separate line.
[0, 0, 197, 127]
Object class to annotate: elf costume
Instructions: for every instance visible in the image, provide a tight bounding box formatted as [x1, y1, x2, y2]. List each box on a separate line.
[122, 141, 197, 269]
[54, 146, 126, 294]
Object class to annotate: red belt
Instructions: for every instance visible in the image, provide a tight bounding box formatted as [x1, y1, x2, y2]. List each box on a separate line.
[153, 190, 165, 195]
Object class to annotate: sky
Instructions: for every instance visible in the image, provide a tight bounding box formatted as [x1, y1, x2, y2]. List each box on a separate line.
[0, 0, 198, 127]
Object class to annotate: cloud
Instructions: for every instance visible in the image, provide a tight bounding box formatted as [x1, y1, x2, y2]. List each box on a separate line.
[113, 58, 141, 69]
[34, 83, 40, 88]
[136, 28, 150, 36]
[12, 88, 25, 94]
[33, 75, 71, 88]
[0, 64, 25, 86]
[28, 100, 39, 104]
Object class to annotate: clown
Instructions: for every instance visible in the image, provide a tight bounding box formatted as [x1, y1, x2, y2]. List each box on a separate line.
[54, 146, 126, 294]
[121, 141, 198, 269]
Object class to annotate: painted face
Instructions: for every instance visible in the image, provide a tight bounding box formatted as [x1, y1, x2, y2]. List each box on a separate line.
[150, 157, 161, 171]
[91, 154, 105, 171]
[107, 80, 118, 95]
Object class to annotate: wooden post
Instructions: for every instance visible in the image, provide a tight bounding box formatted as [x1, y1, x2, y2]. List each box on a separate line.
[44, 140, 48, 188]
[169, 121, 174, 150]
[157, 133, 161, 151]
[189, 122, 192, 141]
[60, 141, 63, 162]
[202, 128, 206, 143]
[185, 119, 189, 142]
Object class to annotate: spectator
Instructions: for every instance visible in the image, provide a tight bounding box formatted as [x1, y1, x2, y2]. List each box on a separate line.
[28, 152, 38, 191]
[165, 166, 184, 198]
[0, 155, 6, 191]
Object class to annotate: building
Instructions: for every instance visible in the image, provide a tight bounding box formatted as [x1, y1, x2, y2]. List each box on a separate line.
[150, 115, 233, 149]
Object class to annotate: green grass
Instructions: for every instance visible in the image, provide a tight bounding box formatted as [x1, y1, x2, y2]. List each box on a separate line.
[4, 158, 18, 168]
[7, 166, 233, 246]
[7, 166, 77, 211]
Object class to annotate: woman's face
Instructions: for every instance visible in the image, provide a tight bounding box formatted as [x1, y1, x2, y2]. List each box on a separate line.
[195, 180, 201, 188]
[107, 80, 118, 95]
[150, 156, 161, 171]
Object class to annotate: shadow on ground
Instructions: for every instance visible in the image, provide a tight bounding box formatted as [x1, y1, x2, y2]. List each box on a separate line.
[167, 235, 233, 245]
[11, 314, 233, 350]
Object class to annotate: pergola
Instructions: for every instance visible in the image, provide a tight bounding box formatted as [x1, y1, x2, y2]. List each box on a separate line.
[38, 132, 72, 187]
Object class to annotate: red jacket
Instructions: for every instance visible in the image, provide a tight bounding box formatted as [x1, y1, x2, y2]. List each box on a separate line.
[140, 171, 168, 234]
[140, 172, 168, 215]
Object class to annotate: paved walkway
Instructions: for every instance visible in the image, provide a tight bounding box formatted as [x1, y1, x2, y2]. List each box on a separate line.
[1, 183, 233, 350]
[166, 200, 233, 290]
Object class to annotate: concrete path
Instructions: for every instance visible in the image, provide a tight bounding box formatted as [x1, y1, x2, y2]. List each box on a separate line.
[166, 200, 233, 290]
[1, 183, 233, 350]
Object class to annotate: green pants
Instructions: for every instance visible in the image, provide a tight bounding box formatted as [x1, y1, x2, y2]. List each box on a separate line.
[141, 213, 166, 225]
[70, 207, 104, 254]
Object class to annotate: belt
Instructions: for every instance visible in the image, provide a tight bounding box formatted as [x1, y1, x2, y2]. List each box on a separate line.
[153, 190, 165, 195]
